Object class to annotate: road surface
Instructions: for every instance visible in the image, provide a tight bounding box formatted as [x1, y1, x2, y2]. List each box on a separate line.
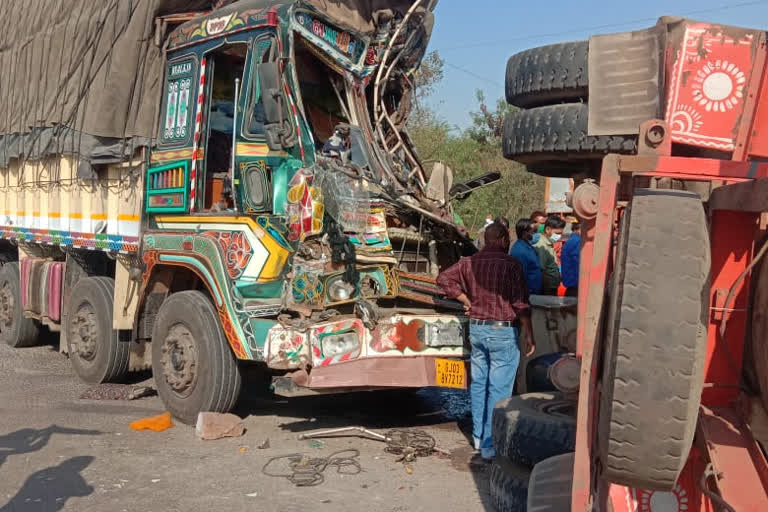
[0, 339, 492, 512]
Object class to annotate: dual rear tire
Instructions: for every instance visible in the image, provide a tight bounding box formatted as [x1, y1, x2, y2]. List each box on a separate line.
[503, 41, 637, 177]
[0, 262, 40, 348]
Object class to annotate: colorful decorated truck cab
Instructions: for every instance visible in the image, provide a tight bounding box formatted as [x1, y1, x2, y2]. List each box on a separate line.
[0, 0, 479, 423]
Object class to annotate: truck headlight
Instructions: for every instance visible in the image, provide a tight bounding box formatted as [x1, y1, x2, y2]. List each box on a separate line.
[426, 322, 464, 347]
[328, 280, 355, 301]
[320, 332, 360, 357]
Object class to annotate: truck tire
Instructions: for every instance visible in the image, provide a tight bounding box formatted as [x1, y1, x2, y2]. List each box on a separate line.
[0, 262, 39, 348]
[490, 457, 530, 512]
[151, 291, 243, 425]
[66, 276, 129, 383]
[599, 189, 710, 491]
[502, 103, 636, 177]
[492, 392, 577, 467]
[751, 239, 768, 412]
[506, 41, 588, 108]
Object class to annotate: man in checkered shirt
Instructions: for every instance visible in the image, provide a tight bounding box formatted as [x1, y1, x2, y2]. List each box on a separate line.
[438, 222, 535, 460]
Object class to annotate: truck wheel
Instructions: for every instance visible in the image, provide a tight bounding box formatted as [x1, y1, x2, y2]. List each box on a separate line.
[492, 392, 576, 467]
[66, 276, 129, 383]
[490, 457, 530, 512]
[506, 41, 588, 108]
[502, 103, 636, 177]
[751, 239, 768, 412]
[151, 291, 242, 425]
[599, 189, 710, 491]
[0, 262, 39, 347]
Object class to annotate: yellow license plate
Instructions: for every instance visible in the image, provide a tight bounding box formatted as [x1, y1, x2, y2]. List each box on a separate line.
[435, 358, 466, 389]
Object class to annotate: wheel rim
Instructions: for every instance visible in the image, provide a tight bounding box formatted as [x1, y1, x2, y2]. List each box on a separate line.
[535, 400, 576, 419]
[160, 323, 199, 398]
[0, 281, 15, 332]
[71, 303, 99, 362]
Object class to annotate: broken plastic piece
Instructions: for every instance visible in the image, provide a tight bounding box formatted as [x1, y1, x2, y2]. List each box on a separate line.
[129, 412, 173, 432]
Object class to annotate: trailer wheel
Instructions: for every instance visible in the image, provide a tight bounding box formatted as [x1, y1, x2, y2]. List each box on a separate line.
[599, 189, 710, 491]
[506, 41, 589, 108]
[492, 392, 576, 467]
[0, 262, 39, 348]
[151, 291, 242, 425]
[490, 457, 530, 512]
[502, 103, 636, 177]
[751, 238, 768, 412]
[66, 276, 129, 383]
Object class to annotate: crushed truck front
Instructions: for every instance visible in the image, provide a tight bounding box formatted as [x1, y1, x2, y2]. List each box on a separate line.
[141, 0, 474, 395]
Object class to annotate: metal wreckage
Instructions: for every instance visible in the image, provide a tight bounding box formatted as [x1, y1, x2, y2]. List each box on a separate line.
[0, 0, 492, 423]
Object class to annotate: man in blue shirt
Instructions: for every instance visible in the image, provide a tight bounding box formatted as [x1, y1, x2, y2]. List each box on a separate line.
[510, 218, 542, 295]
[561, 221, 581, 297]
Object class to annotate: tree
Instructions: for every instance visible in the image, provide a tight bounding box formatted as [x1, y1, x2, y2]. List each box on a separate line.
[466, 90, 517, 144]
[409, 51, 445, 131]
[407, 76, 545, 236]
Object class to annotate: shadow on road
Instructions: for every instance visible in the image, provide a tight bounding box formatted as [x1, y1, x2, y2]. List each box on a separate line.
[0, 425, 101, 468]
[236, 387, 474, 436]
[0, 456, 94, 512]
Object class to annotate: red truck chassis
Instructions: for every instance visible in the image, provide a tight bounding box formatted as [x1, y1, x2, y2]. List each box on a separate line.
[570, 25, 768, 512]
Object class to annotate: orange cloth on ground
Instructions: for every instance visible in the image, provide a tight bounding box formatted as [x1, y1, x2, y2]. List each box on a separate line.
[130, 412, 174, 432]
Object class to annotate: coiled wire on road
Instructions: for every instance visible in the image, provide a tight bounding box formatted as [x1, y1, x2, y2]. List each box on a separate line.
[384, 429, 436, 462]
[262, 449, 361, 487]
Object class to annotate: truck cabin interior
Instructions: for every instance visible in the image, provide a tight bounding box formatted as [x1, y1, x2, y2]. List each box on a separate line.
[294, 36, 349, 149]
[202, 43, 247, 211]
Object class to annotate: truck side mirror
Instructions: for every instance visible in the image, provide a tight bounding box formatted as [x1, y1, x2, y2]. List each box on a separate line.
[258, 62, 286, 151]
[259, 62, 281, 124]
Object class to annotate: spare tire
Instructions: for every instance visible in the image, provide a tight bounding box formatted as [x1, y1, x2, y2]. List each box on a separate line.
[502, 103, 637, 177]
[599, 189, 710, 491]
[506, 41, 589, 108]
[492, 392, 577, 467]
[490, 457, 530, 512]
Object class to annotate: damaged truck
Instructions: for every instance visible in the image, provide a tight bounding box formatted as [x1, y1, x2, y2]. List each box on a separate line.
[0, 0, 481, 423]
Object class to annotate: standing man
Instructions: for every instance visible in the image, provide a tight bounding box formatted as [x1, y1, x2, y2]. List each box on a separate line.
[561, 220, 581, 297]
[437, 223, 535, 461]
[530, 211, 547, 244]
[509, 218, 542, 295]
[534, 215, 565, 295]
[475, 215, 495, 249]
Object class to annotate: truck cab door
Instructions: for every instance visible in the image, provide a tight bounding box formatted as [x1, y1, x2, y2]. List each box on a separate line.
[235, 35, 288, 215]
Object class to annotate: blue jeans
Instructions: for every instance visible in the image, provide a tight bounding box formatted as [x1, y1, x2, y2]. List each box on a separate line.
[469, 324, 520, 459]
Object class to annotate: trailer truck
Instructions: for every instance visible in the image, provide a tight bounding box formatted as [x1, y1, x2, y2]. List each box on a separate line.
[0, 0, 480, 424]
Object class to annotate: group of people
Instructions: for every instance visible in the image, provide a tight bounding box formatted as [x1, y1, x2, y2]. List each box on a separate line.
[511, 211, 581, 297]
[436, 211, 582, 461]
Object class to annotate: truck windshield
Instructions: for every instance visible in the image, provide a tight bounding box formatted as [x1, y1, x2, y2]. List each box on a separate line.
[294, 37, 349, 148]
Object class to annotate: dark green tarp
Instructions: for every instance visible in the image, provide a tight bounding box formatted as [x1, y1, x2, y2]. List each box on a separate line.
[0, 0, 433, 168]
[0, 0, 213, 167]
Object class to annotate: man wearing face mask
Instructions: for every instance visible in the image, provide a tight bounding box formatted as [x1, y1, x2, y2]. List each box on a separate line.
[534, 215, 565, 295]
[509, 218, 542, 295]
[530, 210, 547, 244]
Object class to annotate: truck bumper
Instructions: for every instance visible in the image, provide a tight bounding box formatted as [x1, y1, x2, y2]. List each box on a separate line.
[272, 355, 469, 396]
[308, 355, 469, 389]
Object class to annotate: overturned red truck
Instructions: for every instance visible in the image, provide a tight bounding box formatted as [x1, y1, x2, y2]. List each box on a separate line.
[494, 16, 768, 512]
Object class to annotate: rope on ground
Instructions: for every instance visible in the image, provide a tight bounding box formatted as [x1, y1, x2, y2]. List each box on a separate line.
[262, 449, 361, 487]
[384, 429, 436, 463]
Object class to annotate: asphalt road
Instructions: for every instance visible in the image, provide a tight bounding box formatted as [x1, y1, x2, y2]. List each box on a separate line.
[0, 339, 492, 512]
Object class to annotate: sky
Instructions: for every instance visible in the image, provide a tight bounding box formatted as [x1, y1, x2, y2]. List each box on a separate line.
[425, 0, 768, 130]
